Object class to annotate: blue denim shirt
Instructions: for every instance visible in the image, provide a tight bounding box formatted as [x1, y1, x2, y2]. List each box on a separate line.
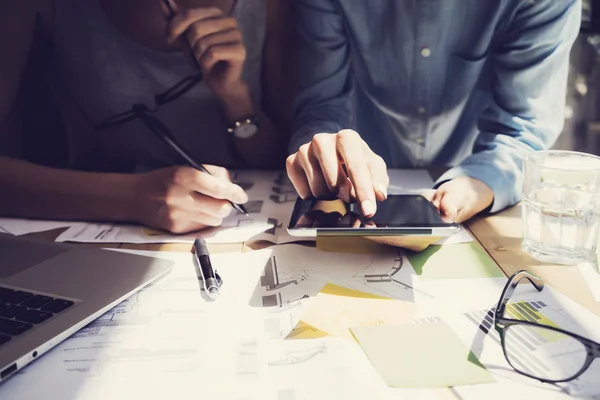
[291, 0, 581, 213]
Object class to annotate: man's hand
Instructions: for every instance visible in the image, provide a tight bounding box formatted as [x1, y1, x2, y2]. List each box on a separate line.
[132, 165, 248, 234]
[162, 2, 247, 99]
[286, 130, 389, 217]
[422, 176, 494, 223]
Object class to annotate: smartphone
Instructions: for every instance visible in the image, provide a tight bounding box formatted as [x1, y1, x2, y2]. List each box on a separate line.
[287, 194, 460, 237]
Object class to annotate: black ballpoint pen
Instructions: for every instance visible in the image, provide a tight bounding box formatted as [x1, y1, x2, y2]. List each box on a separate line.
[156, 0, 247, 215]
[194, 238, 222, 300]
[133, 105, 248, 215]
[163, 0, 204, 72]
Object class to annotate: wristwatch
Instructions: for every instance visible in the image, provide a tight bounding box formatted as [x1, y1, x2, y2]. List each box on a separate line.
[227, 116, 259, 139]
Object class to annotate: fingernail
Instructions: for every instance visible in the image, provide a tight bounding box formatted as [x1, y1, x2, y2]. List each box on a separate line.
[377, 184, 388, 199]
[447, 204, 458, 221]
[219, 203, 233, 217]
[361, 200, 375, 216]
[339, 181, 351, 203]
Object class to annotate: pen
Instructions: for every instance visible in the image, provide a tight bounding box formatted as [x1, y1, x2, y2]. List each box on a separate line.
[133, 104, 248, 215]
[193, 238, 222, 300]
[163, 0, 204, 73]
[158, 0, 247, 215]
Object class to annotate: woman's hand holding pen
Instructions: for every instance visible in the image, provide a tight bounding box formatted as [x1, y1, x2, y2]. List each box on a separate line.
[161, 2, 252, 114]
[131, 165, 248, 234]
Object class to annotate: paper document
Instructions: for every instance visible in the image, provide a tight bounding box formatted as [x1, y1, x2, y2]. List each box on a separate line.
[447, 285, 600, 399]
[351, 322, 495, 388]
[0, 217, 77, 236]
[578, 262, 600, 302]
[298, 287, 417, 339]
[0, 247, 408, 400]
[1, 244, 600, 399]
[249, 243, 421, 306]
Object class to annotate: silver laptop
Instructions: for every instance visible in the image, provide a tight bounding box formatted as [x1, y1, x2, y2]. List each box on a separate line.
[0, 233, 173, 382]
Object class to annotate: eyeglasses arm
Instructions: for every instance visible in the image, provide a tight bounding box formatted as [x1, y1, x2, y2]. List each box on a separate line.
[495, 270, 544, 320]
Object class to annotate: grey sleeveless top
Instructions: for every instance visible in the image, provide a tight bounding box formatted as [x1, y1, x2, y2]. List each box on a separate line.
[52, 0, 265, 172]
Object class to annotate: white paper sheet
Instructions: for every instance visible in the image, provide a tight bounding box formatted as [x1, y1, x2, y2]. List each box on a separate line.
[445, 285, 600, 399]
[0, 247, 401, 400]
[1, 245, 598, 399]
[0, 217, 77, 236]
[578, 262, 600, 302]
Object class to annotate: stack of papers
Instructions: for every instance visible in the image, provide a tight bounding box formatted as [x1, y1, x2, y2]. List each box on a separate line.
[1, 244, 600, 399]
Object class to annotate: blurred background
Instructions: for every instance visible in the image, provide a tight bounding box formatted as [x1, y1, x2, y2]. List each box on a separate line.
[6, 0, 600, 166]
[562, 0, 600, 153]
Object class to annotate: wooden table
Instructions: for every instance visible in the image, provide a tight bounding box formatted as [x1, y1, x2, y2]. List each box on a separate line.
[468, 204, 600, 317]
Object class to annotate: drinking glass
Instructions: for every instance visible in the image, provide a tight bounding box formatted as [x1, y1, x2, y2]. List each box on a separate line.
[522, 150, 600, 265]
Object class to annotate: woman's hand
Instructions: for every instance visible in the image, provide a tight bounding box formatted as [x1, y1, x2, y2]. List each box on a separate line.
[162, 1, 247, 100]
[132, 165, 248, 234]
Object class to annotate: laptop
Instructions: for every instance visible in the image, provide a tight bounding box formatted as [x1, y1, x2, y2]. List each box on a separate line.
[0, 233, 173, 382]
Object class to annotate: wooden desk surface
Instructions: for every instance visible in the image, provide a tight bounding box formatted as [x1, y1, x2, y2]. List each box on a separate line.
[467, 204, 600, 317]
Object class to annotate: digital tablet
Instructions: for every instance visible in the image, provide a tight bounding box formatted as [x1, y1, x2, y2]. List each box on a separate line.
[287, 194, 461, 237]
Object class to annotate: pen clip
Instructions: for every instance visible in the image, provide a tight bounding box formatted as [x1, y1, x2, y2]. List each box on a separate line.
[193, 249, 223, 289]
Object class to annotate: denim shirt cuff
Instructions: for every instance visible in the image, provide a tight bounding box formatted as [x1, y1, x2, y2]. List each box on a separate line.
[435, 163, 520, 214]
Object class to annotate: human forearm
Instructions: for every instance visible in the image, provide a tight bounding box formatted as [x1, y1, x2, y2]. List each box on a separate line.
[217, 82, 286, 168]
[0, 157, 136, 221]
[437, 1, 580, 214]
[288, 0, 352, 154]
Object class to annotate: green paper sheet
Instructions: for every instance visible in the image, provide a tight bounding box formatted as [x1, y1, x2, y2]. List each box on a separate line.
[407, 242, 504, 279]
[350, 322, 495, 388]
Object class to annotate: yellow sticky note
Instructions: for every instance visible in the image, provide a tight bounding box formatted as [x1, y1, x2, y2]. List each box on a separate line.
[317, 236, 440, 253]
[285, 321, 329, 340]
[319, 283, 390, 299]
[350, 322, 495, 388]
[299, 293, 417, 340]
[316, 236, 390, 254]
[142, 227, 166, 236]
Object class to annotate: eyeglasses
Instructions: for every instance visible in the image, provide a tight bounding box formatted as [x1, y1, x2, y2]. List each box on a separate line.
[96, 73, 203, 131]
[494, 270, 600, 383]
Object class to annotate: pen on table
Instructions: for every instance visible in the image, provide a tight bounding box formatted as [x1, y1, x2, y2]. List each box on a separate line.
[193, 238, 222, 300]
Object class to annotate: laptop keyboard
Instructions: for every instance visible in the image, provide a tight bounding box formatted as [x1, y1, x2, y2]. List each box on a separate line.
[0, 286, 74, 346]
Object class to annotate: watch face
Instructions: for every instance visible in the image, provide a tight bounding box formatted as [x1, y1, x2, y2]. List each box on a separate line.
[234, 123, 258, 139]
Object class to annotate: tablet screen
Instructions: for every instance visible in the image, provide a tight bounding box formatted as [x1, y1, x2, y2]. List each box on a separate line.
[288, 195, 458, 229]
